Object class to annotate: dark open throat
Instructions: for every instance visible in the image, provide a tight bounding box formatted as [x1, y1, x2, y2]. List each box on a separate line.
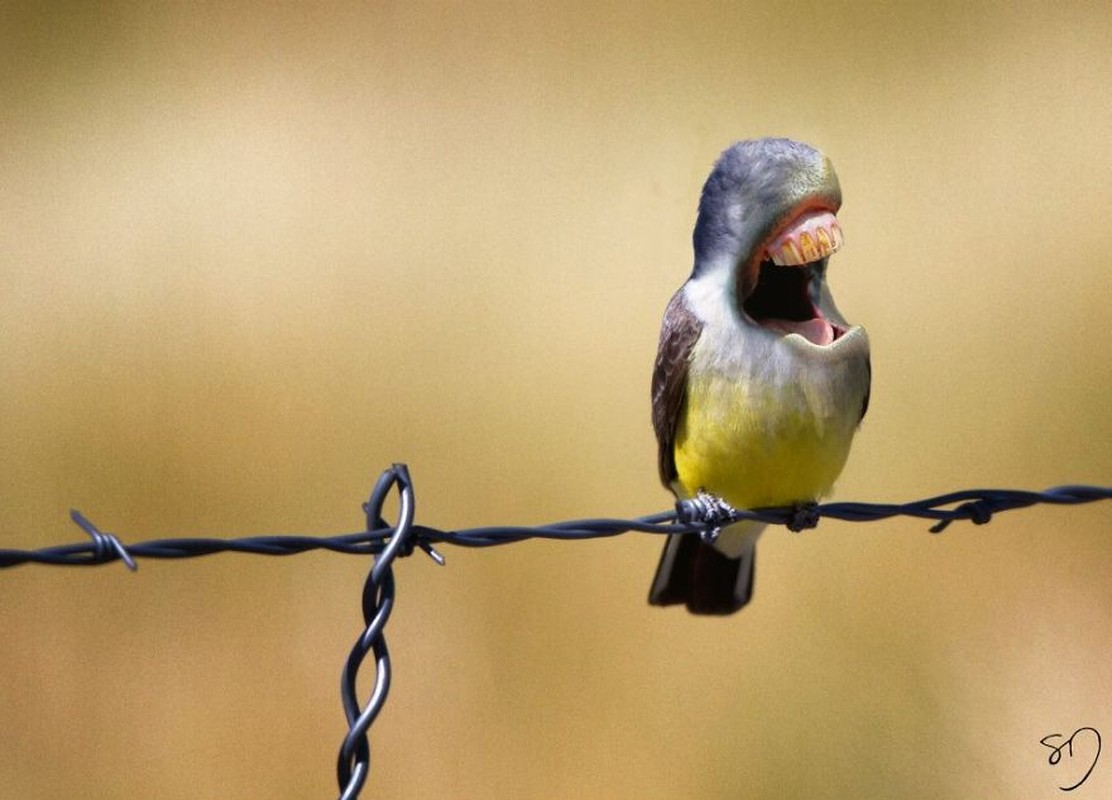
[742, 261, 816, 322]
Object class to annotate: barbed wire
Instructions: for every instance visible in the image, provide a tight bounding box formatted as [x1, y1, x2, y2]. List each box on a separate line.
[1, 464, 1109, 799]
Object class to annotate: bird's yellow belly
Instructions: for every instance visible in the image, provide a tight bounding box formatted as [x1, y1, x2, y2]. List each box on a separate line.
[673, 370, 857, 509]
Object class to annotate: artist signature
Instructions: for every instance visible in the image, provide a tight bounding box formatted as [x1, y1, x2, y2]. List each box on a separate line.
[1040, 728, 1102, 792]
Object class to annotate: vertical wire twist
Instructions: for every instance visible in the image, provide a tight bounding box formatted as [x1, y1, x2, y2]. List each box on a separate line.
[336, 464, 416, 800]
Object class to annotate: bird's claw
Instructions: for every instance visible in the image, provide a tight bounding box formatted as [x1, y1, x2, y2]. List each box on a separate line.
[786, 502, 820, 532]
[675, 490, 739, 544]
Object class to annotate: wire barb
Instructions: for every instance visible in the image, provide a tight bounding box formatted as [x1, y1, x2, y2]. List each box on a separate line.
[68, 509, 137, 571]
[929, 499, 993, 533]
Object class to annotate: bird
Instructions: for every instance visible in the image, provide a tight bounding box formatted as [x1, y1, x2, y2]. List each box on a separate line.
[648, 138, 871, 615]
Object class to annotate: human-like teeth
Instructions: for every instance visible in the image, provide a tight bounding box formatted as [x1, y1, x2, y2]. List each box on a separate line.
[766, 210, 843, 266]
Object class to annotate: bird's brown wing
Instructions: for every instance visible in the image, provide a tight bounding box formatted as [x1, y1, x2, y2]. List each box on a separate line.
[651, 287, 702, 489]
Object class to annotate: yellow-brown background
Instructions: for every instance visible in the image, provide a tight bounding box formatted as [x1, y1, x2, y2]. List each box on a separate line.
[2, 3, 1109, 798]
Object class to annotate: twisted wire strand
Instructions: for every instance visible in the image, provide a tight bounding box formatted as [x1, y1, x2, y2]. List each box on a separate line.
[4, 484, 1106, 571]
[336, 464, 416, 800]
[0, 467, 1108, 800]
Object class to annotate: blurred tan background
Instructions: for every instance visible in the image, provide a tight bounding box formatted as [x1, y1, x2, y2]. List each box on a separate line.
[2, 3, 1110, 798]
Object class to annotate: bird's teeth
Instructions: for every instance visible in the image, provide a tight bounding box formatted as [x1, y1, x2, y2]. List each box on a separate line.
[767, 210, 843, 266]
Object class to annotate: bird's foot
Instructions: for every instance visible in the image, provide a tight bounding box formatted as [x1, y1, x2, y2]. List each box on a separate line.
[786, 502, 820, 532]
[676, 490, 739, 545]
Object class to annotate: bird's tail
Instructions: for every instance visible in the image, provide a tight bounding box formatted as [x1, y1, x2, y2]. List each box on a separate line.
[648, 522, 763, 615]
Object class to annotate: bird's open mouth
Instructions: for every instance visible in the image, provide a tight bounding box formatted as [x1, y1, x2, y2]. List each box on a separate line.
[742, 209, 845, 346]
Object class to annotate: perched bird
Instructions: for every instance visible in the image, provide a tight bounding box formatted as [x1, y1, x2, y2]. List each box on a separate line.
[649, 138, 871, 615]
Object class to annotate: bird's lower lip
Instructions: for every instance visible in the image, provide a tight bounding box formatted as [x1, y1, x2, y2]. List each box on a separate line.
[762, 317, 838, 346]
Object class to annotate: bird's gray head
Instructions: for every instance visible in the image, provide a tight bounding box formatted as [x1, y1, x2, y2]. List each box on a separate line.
[693, 138, 841, 279]
[690, 138, 852, 339]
